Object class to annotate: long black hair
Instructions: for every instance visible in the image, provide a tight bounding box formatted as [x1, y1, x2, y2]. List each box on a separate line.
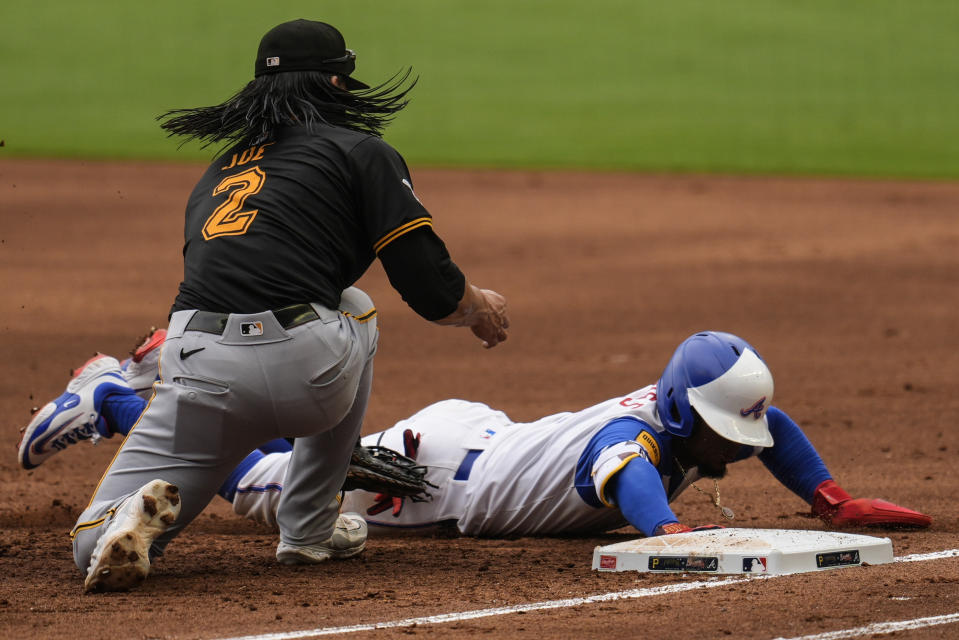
[157, 69, 416, 149]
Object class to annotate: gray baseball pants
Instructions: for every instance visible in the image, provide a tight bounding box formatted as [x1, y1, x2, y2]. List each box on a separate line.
[72, 287, 378, 572]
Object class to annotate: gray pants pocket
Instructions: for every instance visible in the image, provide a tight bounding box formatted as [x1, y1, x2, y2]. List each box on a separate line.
[172, 376, 230, 393]
[171, 377, 229, 455]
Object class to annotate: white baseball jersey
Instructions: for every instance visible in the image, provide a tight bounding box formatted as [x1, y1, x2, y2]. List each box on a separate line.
[233, 386, 700, 536]
[453, 388, 668, 536]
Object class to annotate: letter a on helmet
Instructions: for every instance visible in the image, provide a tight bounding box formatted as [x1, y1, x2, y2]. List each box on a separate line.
[656, 331, 775, 447]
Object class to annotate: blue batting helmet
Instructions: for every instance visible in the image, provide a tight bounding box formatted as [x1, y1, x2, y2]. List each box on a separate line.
[656, 331, 774, 447]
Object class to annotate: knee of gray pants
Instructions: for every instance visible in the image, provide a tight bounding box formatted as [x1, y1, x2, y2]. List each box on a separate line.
[72, 523, 98, 574]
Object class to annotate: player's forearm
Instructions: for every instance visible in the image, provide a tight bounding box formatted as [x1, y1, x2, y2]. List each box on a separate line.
[757, 407, 831, 503]
[608, 459, 679, 537]
[377, 227, 467, 320]
[433, 279, 483, 326]
[377, 227, 508, 347]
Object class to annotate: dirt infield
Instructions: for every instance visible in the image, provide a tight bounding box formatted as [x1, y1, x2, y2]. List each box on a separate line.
[1, 158, 957, 639]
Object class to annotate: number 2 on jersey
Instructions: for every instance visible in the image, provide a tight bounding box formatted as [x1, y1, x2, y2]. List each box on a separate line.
[202, 167, 266, 240]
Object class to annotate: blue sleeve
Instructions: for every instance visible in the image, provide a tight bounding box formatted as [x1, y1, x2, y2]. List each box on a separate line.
[758, 406, 832, 503]
[574, 416, 668, 507]
[607, 459, 679, 537]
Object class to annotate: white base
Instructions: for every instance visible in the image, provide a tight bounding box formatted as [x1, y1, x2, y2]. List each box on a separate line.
[592, 528, 893, 575]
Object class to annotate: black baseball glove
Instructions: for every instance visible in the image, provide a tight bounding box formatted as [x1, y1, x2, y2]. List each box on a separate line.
[341, 441, 435, 501]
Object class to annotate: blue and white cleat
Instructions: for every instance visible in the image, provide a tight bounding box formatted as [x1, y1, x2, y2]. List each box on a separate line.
[18, 354, 134, 469]
[119, 328, 166, 399]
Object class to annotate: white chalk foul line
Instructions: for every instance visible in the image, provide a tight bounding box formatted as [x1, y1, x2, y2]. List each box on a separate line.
[218, 576, 752, 640]
[771, 612, 959, 640]
[894, 548, 959, 563]
[215, 548, 959, 640]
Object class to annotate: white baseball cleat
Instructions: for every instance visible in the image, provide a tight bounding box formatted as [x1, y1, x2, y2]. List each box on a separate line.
[18, 354, 134, 469]
[84, 479, 181, 593]
[119, 328, 166, 399]
[275, 512, 368, 564]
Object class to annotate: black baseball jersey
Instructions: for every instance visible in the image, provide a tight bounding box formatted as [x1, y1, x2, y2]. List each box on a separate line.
[172, 123, 459, 315]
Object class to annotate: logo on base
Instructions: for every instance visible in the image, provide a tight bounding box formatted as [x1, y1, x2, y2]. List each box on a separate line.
[599, 555, 617, 570]
[816, 550, 860, 568]
[648, 556, 719, 572]
[742, 557, 768, 573]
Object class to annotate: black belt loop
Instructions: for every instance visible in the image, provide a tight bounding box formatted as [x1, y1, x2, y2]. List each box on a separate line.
[184, 311, 230, 335]
[184, 304, 321, 336]
[272, 304, 321, 330]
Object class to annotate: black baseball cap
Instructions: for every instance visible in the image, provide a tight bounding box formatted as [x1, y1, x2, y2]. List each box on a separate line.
[254, 19, 370, 90]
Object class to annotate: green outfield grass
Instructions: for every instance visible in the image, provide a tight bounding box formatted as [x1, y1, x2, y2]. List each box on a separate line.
[1, 1, 957, 177]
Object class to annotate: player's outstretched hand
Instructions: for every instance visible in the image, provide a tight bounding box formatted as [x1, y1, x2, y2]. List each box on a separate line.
[812, 480, 931, 528]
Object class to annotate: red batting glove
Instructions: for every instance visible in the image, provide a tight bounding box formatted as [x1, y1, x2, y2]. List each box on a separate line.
[655, 523, 725, 535]
[365, 429, 423, 518]
[402, 429, 421, 459]
[367, 493, 405, 517]
[812, 479, 932, 528]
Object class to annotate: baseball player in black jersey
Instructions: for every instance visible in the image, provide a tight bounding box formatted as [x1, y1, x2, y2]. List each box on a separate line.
[69, 19, 509, 592]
